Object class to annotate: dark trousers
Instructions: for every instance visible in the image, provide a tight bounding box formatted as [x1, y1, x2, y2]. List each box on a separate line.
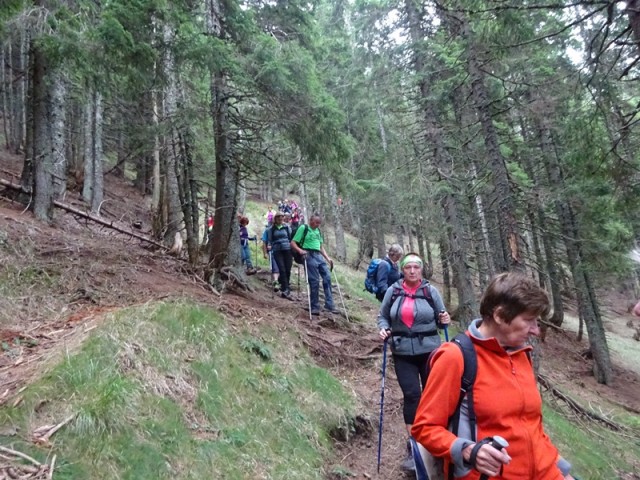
[273, 249, 293, 293]
[393, 352, 431, 425]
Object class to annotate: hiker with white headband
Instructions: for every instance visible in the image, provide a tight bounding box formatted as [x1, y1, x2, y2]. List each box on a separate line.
[377, 253, 451, 472]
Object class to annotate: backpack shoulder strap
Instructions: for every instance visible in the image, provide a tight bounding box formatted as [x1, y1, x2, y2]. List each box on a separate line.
[449, 333, 478, 441]
[299, 224, 309, 247]
[389, 285, 404, 305]
[417, 282, 438, 313]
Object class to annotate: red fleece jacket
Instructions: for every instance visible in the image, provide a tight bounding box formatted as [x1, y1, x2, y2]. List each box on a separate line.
[411, 333, 564, 480]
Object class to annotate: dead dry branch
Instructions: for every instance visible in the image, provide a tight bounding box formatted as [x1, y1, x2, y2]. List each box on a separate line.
[538, 374, 629, 432]
[0, 446, 53, 479]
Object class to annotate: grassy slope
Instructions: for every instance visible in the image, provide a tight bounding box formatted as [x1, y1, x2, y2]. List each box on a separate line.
[0, 198, 638, 478]
[0, 302, 355, 479]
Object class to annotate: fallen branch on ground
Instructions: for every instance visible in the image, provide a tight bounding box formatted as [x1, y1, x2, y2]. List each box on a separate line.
[537, 374, 628, 432]
[32, 414, 75, 447]
[0, 445, 53, 479]
[0, 177, 166, 251]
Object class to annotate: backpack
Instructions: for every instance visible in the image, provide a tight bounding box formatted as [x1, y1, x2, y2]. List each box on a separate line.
[411, 332, 478, 480]
[291, 224, 312, 265]
[389, 283, 437, 313]
[364, 259, 390, 294]
[267, 224, 292, 244]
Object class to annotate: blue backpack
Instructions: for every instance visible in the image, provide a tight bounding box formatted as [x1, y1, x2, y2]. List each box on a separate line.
[364, 259, 390, 294]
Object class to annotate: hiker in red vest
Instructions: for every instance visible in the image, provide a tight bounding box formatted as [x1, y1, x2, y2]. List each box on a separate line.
[377, 253, 450, 472]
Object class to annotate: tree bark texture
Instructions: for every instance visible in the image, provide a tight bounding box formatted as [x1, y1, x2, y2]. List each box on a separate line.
[161, 23, 184, 248]
[82, 89, 104, 214]
[329, 177, 347, 262]
[31, 39, 53, 221]
[540, 114, 612, 384]
[405, 0, 477, 324]
[459, 16, 523, 272]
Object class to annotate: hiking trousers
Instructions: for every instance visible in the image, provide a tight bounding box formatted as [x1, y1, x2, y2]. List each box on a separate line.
[273, 249, 293, 293]
[305, 251, 334, 312]
[394, 352, 430, 425]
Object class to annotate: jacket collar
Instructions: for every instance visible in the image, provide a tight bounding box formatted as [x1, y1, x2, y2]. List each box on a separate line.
[468, 318, 532, 355]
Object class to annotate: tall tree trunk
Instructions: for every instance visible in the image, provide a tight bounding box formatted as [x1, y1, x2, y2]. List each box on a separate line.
[49, 71, 66, 200]
[176, 128, 199, 265]
[329, 177, 346, 262]
[1, 46, 11, 150]
[205, 0, 243, 282]
[539, 113, 611, 384]
[518, 111, 564, 327]
[162, 23, 184, 248]
[82, 89, 104, 214]
[31, 39, 53, 221]
[459, 15, 523, 271]
[405, 0, 477, 325]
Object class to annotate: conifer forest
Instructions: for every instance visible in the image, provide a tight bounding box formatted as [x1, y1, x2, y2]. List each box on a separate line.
[3, 0, 640, 392]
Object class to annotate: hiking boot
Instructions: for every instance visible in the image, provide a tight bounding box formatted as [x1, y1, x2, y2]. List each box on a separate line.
[281, 291, 294, 301]
[324, 306, 340, 314]
[273, 281, 280, 292]
[246, 268, 257, 275]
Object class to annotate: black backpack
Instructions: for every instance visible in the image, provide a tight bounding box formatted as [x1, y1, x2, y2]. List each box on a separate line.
[291, 224, 313, 264]
[389, 283, 437, 313]
[446, 333, 478, 444]
[412, 333, 478, 480]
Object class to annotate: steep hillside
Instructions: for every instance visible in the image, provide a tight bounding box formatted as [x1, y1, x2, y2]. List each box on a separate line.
[1, 149, 639, 479]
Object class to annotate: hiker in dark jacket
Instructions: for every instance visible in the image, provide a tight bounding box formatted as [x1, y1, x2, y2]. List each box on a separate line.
[377, 253, 450, 472]
[266, 212, 294, 299]
[375, 244, 404, 302]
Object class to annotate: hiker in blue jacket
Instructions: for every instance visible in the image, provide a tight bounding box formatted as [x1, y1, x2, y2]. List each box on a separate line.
[375, 244, 404, 302]
[377, 253, 450, 472]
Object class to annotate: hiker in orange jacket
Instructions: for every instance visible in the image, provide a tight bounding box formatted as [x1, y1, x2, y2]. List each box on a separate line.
[412, 272, 576, 480]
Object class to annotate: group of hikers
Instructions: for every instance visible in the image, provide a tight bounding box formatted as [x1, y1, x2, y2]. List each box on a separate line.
[237, 205, 338, 315]
[264, 199, 304, 230]
[371, 247, 578, 479]
[236, 200, 579, 479]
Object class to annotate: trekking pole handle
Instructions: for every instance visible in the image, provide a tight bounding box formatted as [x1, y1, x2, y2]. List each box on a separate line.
[440, 311, 449, 342]
[478, 436, 509, 480]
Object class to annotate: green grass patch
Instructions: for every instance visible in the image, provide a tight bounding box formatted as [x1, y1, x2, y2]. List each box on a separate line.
[0, 301, 356, 479]
[542, 403, 640, 479]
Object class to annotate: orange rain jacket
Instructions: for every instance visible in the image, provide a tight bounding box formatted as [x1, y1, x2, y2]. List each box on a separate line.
[411, 322, 568, 480]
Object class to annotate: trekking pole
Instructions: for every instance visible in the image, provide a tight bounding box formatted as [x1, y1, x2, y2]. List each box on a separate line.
[377, 338, 388, 473]
[304, 256, 312, 321]
[297, 264, 301, 301]
[269, 251, 275, 299]
[442, 311, 449, 342]
[332, 267, 350, 322]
